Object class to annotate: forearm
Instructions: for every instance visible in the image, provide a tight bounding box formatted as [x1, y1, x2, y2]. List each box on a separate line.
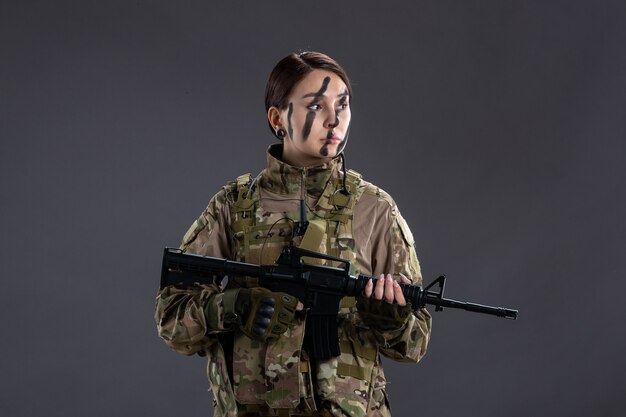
[154, 283, 232, 355]
[378, 307, 432, 362]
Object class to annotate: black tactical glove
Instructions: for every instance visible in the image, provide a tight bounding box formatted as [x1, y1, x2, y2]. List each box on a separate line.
[226, 287, 299, 343]
[356, 297, 413, 331]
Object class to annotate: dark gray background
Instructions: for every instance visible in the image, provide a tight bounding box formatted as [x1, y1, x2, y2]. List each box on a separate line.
[2, 1, 625, 416]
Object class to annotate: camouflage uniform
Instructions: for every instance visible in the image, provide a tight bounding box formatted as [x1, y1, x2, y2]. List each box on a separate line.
[155, 144, 432, 417]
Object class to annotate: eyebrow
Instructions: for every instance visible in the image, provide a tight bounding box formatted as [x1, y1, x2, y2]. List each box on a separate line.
[301, 91, 350, 99]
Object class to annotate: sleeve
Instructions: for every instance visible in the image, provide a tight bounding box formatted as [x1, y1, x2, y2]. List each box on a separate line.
[154, 188, 237, 355]
[368, 194, 432, 363]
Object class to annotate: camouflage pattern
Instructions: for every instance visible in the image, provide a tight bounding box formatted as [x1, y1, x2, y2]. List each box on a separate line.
[155, 144, 432, 416]
[207, 339, 238, 416]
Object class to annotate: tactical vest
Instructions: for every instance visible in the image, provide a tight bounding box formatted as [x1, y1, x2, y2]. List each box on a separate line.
[224, 167, 368, 414]
[228, 169, 364, 273]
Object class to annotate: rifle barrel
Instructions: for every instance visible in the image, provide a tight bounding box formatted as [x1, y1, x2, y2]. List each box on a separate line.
[426, 295, 518, 319]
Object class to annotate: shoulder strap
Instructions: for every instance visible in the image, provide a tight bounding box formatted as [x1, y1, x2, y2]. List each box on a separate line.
[230, 173, 257, 233]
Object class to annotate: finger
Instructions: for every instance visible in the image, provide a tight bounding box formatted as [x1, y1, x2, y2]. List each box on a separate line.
[364, 279, 373, 298]
[252, 324, 266, 336]
[393, 280, 406, 306]
[384, 274, 394, 304]
[255, 316, 271, 328]
[261, 296, 276, 307]
[399, 275, 412, 284]
[259, 304, 275, 318]
[374, 274, 385, 300]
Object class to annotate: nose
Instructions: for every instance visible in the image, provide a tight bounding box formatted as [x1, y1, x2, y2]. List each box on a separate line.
[324, 108, 339, 129]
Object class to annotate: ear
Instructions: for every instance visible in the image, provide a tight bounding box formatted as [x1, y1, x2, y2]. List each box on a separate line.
[267, 106, 282, 130]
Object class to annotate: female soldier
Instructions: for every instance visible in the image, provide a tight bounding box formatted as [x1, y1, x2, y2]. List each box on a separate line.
[155, 52, 432, 417]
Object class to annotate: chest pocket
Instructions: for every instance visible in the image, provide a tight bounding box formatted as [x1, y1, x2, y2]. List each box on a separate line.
[239, 221, 294, 266]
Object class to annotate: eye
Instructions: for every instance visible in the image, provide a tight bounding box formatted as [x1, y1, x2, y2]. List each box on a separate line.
[338, 102, 349, 110]
[307, 104, 321, 111]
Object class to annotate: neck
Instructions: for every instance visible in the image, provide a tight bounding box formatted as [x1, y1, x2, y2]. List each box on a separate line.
[281, 146, 333, 168]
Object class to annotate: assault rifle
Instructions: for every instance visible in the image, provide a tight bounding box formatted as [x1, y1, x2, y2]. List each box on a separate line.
[161, 246, 518, 360]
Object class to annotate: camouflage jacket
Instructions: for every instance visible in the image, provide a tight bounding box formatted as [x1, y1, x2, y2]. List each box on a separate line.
[155, 144, 432, 417]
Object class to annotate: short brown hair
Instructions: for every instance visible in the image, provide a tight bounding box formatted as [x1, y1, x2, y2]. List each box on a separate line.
[265, 51, 352, 138]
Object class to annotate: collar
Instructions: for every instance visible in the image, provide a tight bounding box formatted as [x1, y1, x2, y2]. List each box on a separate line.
[259, 143, 343, 197]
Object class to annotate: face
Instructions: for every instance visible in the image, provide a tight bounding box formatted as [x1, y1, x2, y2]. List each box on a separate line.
[271, 70, 351, 167]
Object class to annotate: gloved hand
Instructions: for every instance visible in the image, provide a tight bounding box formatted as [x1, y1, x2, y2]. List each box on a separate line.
[226, 287, 299, 342]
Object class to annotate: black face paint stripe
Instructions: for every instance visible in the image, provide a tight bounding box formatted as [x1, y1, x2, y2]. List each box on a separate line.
[303, 111, 316, 141]
[320, 142, 329, 157]
[334, 95, 348, 127]
[302, 77, 330, 141]
[326, 91, 348, 138]
[312, 77, 330, 99]
[287, 102, 293, 140]
[301, 79, 333, 99]
[336, 125, 350, 154]
[332, 109, 340, 129]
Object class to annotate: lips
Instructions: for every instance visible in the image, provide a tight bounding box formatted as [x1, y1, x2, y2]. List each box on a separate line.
[323, 134, 341, 144]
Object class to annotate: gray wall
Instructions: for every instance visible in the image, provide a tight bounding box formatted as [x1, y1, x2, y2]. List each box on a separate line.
[2, 1, 625, 416]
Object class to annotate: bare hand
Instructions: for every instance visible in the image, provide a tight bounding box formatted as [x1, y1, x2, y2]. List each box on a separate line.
[363, 274, 412, 306]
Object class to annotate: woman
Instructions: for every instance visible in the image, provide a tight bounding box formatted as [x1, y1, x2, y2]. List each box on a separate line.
[155, 52, 432, 417]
